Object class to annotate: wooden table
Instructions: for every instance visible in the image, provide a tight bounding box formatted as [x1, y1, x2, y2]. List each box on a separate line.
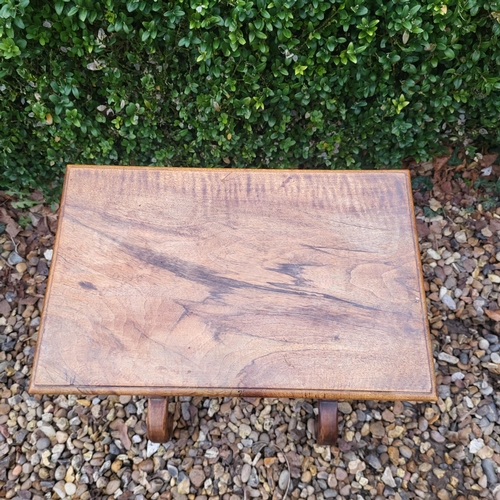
[29, 166, 436, 444]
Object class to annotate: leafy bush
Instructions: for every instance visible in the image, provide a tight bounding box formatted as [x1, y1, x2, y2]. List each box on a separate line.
[1, 0, 500, 196]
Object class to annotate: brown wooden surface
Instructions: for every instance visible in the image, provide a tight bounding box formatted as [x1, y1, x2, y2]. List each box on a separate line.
[30, 166, 436, 401]
[147, 397, 173, 442]
[316, 401, 338, 445]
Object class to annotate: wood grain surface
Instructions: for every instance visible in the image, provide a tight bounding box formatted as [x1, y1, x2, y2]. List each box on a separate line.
[30, 166, 436, 401]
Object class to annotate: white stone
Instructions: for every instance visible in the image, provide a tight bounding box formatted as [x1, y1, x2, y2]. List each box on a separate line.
[455, 230, 467, 243]
[53, 481, 66, 499]
[438, 352, 459, 364]
[469, 438, 484, 454]
[441, 294, 456, 310]
[205, 447, 219, 459]
[238, 423, 252, 438]
[147, 441, 160, 457]
[381, 467, 397, 487]
[38, 424, 56, 438]
[64, 482, 77, 496]
[491, 352, 500, 364]
[427, 249, 441, 260]
[479, 339, 490, 350]
[278, 470, 290, 490]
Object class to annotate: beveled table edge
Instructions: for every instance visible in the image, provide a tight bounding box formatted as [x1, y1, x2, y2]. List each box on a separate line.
[28, 383, 438, 401]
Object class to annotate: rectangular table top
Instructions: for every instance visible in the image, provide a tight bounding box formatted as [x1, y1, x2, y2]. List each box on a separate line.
[30, 166, 436, 401]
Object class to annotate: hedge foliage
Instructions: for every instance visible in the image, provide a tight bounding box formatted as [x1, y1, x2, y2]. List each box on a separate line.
[1, 0, 500, 195]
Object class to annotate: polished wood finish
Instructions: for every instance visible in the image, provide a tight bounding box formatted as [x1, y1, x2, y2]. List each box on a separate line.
[30, 166, 436, 402]
[147, 397, 172, 442]
[316, 401, 338, 445]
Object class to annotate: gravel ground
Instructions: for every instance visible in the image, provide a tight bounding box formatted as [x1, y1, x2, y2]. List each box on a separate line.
[0, 161, 499, 500]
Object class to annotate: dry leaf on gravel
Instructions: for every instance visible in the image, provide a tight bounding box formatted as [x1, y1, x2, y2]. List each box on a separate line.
[0, 208, 21, 238]
[479, 153, 498, 168]
[116, 420, 132, 450]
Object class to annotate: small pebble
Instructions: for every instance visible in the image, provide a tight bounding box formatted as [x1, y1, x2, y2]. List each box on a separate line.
[482, 459, 498, 486]
[470, 438, 485, 454]
[438, 352, 459, 364]
[241, 463, 251, 483]
[106, 480, 121, 495]
[7, 252, 23, 265]
[189, 468, 206, 488]
[441, 293, 456, 310]
[177, 477, 190, 495]
[36, 437, 51, 450]
[479, 338, 490, 350]
[64, 483, 77, 496]
[279, 470, 290, 490]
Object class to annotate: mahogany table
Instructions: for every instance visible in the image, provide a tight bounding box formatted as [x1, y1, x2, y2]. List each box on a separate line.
[29, 166, 437, 444]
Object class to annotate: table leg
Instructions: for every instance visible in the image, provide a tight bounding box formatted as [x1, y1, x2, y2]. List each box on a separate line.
[147, 397, 173, 442]
[315, 400, 338, 445]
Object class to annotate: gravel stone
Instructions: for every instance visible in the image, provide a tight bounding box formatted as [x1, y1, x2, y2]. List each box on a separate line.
[437, 352, 459, 364]
[337, 402, 352, 414]
[482, 458, 498, 486]
[7, 251, 23, 265]
[241, 463, 251, 483]
[479, 338, 490, 350]
[365, 454, 382, 470]
[278, 469, 290, 490]
[64, 482, 77, 496]
[470, 438, 485, 454]
[381, 467, 396, 487]
[106, 479, 121, 495]
[441, 293, 456, 310]
[431, 430, 446, 443]
[177, 476, 190, 495]
[36, 437, 50, 450]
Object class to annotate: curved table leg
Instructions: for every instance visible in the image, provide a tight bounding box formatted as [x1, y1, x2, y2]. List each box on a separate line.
[147, 397, 173, 442]
[315, 400, 338, 445]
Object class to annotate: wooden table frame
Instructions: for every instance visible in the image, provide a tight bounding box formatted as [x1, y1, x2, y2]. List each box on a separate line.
[29, 166, 437, 444]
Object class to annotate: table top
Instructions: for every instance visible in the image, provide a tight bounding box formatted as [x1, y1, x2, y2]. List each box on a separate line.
[30, 166, 436, 401]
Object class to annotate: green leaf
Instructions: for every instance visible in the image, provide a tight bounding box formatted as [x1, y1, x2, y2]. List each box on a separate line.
[326, 37, 336, 51]
[127, 0, 139, 12]
[0, 5, 12, 18]
[55, 0, 64, 15]
[126, 103, 136, 116]
[67, 6, 78, 16]
[444, 48, 455, 59]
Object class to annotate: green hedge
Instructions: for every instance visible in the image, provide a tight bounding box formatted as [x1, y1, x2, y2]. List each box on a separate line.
[1, 0, 500, 196]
